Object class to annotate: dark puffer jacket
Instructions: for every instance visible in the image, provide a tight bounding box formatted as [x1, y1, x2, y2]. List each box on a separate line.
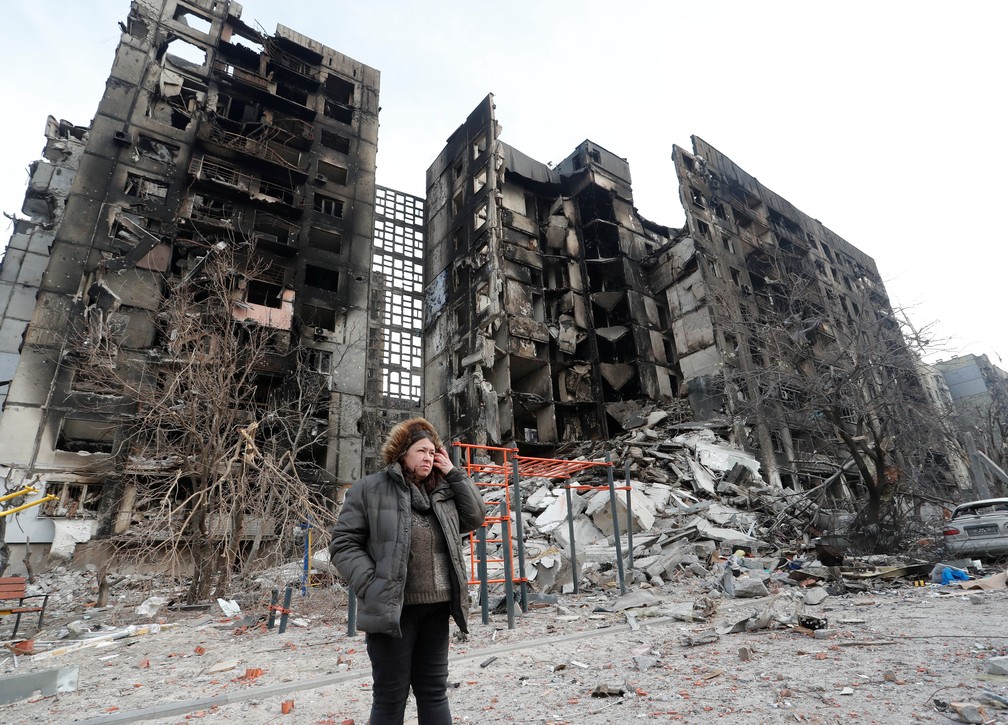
[330, 427, 485, 637]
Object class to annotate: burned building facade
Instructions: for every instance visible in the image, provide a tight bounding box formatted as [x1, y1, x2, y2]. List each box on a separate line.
[666, 137, 967, 494]
[0, 0, 383, 558]
[425, 98, 964, 500]
[423, 96, 683, 453]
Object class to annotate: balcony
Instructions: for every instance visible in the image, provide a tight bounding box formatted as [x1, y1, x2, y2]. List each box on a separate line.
[266, 46, 320, 86]
[189, 154, 253, 192]
[213, 59, 274, 93]
[189, 155, 302, 212]
[196, 122, 307, 175]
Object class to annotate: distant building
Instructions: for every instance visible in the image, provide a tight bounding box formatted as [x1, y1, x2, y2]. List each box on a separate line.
[935, 353, 1008, 463]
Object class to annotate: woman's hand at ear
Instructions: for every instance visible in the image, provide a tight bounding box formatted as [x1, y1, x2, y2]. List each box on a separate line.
[432, 447, 454, 474]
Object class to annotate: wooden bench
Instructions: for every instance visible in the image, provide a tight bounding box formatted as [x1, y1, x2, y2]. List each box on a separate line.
[0, 576, 49, 639]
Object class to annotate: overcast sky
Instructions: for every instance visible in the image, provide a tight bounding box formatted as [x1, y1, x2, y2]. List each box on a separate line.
[1, 1, 1004, 367]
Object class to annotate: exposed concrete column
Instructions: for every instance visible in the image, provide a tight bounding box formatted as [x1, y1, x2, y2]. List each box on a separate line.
[963, 432, 992, 499]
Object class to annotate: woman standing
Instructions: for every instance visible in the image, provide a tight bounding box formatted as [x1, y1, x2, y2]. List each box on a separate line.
[330, 417, 486, 724]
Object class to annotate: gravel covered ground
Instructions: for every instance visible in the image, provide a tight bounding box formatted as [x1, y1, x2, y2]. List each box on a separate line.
[2, 569, 1008, 725]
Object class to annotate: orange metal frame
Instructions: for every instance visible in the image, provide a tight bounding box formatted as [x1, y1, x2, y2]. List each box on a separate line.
[453, 442, 613, 587]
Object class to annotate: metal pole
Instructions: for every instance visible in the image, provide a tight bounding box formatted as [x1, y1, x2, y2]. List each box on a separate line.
[267, 588, 279, 629]
[606, 454, 626, 595]
[565, 483, 579, 594]
[278, 586, 293, 634]
[510, 456, 528, 613]
[302, 524, 310, 595]
[347, 590, 357, 636]
[500, 499, 515, 629]
[623, 459, 634, 571]
[477, 525, 489, 625]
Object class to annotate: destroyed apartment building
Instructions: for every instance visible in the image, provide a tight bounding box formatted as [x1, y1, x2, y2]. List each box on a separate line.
[0, 0, 428, 566]
[423, 95, 967, 500]
[0, 11, 970, 571]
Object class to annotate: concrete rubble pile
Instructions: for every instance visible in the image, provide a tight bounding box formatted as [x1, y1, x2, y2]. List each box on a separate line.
[477, 408, 853, 599]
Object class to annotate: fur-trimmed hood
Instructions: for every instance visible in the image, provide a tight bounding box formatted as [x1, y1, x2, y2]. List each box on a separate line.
[380, 417, 443, 466]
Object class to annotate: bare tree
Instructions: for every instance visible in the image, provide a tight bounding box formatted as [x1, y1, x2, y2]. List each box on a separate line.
[66, 246, 340, 601]
[707, 242, 960, 550]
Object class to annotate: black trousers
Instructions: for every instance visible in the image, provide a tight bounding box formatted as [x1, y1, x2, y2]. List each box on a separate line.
[366, 602, 452, 725]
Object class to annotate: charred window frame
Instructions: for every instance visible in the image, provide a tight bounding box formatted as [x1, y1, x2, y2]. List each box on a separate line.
[245, 279, 284, 309]
[125, 173, 169, 201]
[313, 194, 344, 218]
[690, 187, 706, 208]
[300, 302, 337, 332]
[39, 481, 103, 519]
[56, 417, 117, 454]
[320, 129, 351, 154]
[304, 264, 340, 292]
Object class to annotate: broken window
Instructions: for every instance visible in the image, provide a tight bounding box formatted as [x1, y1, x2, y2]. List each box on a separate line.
[250, 374, 282, 407]
[172, 7, 213, 35]
[323, 99, 353, 124]
[472, 133, 487, 161]
[453, 158, 464, 180]
[277, 82, 311, 107]
[245, 279, 284, 308]
[732, 207, 758, 233]
[713, 201, 727, 219]
[690, 187, 705, 208]
[721, 236, 735, 254]
[475, 282, 490, 315]
[304, 264, 340, 292]
[313, 194, 344, 218]
[324, 74, 355, 105]
[135, 135, 180, 164]
[165, 37, 207, 67]
[296, 433, 328, 466]
[474, 200, 488, 229]
[696, 220, 710, 238]
[56, 418, 117, 454]
[251, 212, 299, 247]
[125, 173, 169, 201]
[588, 148, 601, 164]
[473, 165, 488, 194]
[39, 482, 102, 519]
[307, 348, 333, 373]
[452, 188, 465, 217]
[317, 160, 349, 186]
[215, 93, 253, 123]
[320, 129, 351, 153]
[308, 226, 343, 255]
[300, 303, 337, 332]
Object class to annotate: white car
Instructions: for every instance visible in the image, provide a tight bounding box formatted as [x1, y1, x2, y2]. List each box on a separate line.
[943, 498, 1008, 557]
